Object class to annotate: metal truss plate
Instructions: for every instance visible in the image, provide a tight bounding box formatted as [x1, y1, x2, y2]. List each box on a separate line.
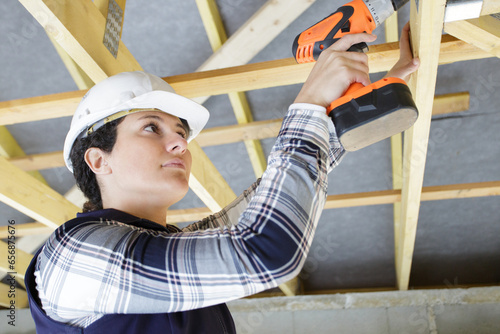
[103, 0, 123, 58]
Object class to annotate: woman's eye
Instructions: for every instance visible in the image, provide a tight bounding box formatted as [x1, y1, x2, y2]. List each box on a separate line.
[144, 124, 159, 133]
[178, 131, 187, 139]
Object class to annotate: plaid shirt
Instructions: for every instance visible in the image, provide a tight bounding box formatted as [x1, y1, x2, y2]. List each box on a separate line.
[34, 105, 345, 327]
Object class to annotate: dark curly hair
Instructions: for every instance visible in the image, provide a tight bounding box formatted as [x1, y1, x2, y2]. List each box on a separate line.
[69, 118, 124, 212]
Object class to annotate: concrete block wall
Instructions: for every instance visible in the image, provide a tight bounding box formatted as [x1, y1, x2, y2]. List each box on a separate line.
[2, 287, 499, 333]
[228, 287, 500, 334]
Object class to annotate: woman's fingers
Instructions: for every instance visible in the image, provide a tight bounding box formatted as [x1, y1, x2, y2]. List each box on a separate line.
[385, 22, 420, 82]
[294, 33, 378, 108]
[326, 33, 377, 52]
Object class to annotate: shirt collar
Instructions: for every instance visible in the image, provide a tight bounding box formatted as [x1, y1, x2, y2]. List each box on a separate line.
[76, 208, 170, 232]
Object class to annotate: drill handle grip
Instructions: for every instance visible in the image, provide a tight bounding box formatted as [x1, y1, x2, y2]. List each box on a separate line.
[325, 41, 368, 113]
[327, 82, 364, 113]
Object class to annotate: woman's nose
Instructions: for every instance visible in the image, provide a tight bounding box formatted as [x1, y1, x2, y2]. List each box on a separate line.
[165, 134, 187, 154]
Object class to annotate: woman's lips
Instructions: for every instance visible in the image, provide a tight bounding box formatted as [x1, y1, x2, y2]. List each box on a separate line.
[162, 158, 185, 169]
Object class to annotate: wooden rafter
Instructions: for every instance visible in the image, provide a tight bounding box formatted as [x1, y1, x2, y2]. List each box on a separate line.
[325, 181, 500, 209]
[0, 36, 489, 127]
[0, 127, 48, 185]
[384, 12, 404, 265]
[188, 142, 236, 212]
[4, 180, 499, 238]
[396, 0, 447, 291]
[167, 35, 488, 99]
[6, 92, 470, 172]
[193, 0, 317, 105]
[0, 156, 80, 229]
[47, 33, 95, 89]
[480, 0, 500, 16]
[445, 15, 500, 58]
[18, 0, 139, 82]
[195, 0, 227, 51]
[196, 0, 267, 177]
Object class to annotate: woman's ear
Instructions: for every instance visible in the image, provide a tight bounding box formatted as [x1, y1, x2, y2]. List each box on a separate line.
[84, 148, 112, 175]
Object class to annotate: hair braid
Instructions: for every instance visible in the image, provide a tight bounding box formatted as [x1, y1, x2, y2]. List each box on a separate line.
[69, 118, 123, 212]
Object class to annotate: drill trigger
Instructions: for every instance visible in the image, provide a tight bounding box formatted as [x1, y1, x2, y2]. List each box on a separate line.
[347, 42, 368, 53]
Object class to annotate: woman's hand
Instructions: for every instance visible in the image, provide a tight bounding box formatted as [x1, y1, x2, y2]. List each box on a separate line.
[294, 33, 377, 108]
[384, 22, 420, 82]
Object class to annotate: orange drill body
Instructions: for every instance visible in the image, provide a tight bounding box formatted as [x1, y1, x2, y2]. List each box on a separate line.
[292, 0, 417, 151]
[294, 0, 376, 63]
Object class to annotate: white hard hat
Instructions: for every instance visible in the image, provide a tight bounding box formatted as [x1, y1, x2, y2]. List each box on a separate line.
[63, 71, 209, 172]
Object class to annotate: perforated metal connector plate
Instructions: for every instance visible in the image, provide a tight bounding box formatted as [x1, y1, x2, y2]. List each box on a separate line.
[103, 0, 123, 58]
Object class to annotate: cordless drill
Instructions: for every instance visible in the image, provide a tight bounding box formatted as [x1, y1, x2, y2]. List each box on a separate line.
[293, 0, 418, 151]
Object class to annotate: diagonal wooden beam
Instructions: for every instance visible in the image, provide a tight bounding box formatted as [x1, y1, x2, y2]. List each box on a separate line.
[193, 0, 316, 104]
[0, 156, 80, 229]
[0, 36, 489, 126]
[195, 0, 227, 51]
[396, 0, 447, 291]
[196, 0, 267, 177]
[0, 126, 48, 185]
[444, 15, 500, 58]
[48, 33, 95, 89]
[197, 0, 316, 70]
[188, 141, 236, 212]
[18, 0, 235, 212]
[18, 0, 139, 82]
[0, 186, 86, 287]
[46, 0, 124, 88]
[480, 0, 500, 16]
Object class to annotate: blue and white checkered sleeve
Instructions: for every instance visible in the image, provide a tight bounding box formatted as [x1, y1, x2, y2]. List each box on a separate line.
[35, 105, 345, 324]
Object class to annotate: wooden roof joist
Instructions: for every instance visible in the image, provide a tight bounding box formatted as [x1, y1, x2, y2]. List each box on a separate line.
[0, 36, 491, 127]
[445, 15, 500, 58]
[480, 0, 500, 16]
[2, 180, 499, 238]
[6, 91, 470, 172]
[0, 156, 79, 229]
[396, 0, 447, 291]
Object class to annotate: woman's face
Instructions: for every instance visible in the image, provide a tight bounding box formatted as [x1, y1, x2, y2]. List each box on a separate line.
[103, 110, 192, 207]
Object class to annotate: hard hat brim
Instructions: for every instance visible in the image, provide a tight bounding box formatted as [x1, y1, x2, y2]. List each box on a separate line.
[63, 90, 209, 172]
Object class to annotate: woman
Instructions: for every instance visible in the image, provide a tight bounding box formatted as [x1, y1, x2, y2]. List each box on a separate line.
[25, 27, 418, 333]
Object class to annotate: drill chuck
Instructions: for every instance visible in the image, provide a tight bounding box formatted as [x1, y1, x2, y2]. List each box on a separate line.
[362, 0, 396, 26]
[364, 0, 410, 26]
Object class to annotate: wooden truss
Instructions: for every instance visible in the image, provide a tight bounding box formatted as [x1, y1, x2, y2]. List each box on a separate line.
[1, 0, 499, 308]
